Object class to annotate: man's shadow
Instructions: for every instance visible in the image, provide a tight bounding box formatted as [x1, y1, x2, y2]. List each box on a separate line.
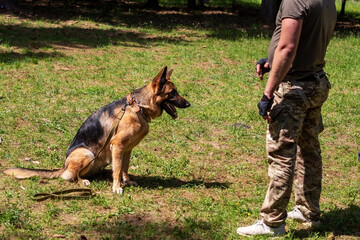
[291, 204, 360, 238]
[93, 169, 230, 189]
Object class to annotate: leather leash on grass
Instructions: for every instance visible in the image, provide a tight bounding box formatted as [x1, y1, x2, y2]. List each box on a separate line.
[32, 100, 131, 201]
[33, 188, 95, 201]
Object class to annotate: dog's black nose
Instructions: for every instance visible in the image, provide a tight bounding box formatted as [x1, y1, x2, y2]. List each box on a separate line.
[184, 101, 190, 108]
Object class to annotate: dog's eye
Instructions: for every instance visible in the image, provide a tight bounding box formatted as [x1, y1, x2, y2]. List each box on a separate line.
[168, 90, 178, 98]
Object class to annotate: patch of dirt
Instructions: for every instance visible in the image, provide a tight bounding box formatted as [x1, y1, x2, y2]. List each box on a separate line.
[60, 213, 81, 226]
[222, 56, 239, 66]
[335, 134, 359, 150]
[51, 43, 92, 51]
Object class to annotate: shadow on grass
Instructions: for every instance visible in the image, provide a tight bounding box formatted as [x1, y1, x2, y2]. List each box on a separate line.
[58, 213, 212, 240]
[92, 170, 230, 189]
[291, 204, 360, 238]
[0, 23, 189, 50]
[16, 0, 262, 31]
[0, 51, 65, 64]
[0, 1, 270, 59]
[1, 0, 358, 65]
[14, 0, 358, 37]
[0, 207, 212, 239]
[0, 21, 191, 65]
[132, 175, 230, 189]
[335, 15, 360, 37]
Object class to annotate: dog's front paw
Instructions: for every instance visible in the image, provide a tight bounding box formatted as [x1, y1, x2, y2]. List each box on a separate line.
[112, 185, 124, 194]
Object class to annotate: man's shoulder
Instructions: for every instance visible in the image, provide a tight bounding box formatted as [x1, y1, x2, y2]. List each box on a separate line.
[280, 0, 334, 19]
[280, 0, 308, 19]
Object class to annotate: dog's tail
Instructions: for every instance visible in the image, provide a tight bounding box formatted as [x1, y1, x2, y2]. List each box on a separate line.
[3, 168, 65, 179]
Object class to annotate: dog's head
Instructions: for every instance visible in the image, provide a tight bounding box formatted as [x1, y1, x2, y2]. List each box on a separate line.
[151, 66, 190, 119]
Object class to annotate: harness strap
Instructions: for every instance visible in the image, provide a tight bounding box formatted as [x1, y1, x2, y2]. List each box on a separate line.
[127, 93, 140, 112]
[76, 108, 126, 185]
[127, 92, 150, 122]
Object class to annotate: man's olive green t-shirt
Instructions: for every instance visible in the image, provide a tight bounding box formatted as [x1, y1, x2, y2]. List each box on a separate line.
[268, 0, 337, 80]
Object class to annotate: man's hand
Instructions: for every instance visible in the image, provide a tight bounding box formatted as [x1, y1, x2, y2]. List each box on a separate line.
[257, 94, 274, 121]
[256, 58, 270, 80]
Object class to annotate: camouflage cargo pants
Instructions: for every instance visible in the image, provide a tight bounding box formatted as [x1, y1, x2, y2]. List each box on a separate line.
[260, 76, 331, 227]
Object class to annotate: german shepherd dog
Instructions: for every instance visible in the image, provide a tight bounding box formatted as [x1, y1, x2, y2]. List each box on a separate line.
[3, 66, 190, 194]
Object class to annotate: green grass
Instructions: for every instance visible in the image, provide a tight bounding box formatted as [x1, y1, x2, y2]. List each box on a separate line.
[0, 1, 359, 239]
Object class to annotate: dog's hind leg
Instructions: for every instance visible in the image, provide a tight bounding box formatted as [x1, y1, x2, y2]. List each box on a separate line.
[122, 150, 138, 187]
[61, 148, 95, 186]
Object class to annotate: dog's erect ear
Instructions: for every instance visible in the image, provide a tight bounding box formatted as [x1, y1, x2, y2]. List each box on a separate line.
[152, 66, 168, 94]
[166, 69, 174, 80]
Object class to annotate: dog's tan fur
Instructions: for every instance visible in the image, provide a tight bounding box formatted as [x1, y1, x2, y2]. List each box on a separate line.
[3, 67, 190, 194]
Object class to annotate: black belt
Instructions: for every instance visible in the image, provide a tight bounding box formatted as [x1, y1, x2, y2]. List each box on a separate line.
[296, 73, 326, 81]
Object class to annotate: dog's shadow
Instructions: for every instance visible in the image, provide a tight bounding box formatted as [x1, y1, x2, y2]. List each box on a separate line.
[92, 169, 230, 190]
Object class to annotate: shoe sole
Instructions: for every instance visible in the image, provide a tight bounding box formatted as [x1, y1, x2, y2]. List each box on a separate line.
[236, 231, 285, 237]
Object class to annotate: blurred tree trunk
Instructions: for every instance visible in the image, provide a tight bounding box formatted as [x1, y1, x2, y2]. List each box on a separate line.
[340, 0, 346, 16]
[188, 0, 204, 9]
[0, 0, 20, 11]
[259, 0, 282, 26]
[145, 0, 159, 8]
[232, 0, 237, 7]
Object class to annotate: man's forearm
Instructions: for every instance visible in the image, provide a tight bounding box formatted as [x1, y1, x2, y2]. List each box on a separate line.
[264, 48, 296, 98]
[264, 18, 303, 99]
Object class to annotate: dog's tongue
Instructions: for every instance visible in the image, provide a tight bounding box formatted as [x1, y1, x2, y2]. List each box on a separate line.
[164, 102, 177, 119]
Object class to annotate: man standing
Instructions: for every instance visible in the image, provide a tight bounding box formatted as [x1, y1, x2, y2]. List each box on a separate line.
[237, 0, 337, 236]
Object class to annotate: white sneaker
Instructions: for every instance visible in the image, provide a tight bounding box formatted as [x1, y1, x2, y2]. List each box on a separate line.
[287, 207, 320, 227]
[236, 220, 286, 236]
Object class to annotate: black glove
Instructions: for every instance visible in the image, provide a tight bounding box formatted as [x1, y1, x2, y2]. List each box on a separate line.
[257, 94, 274, 116]
[256, 58, 270, 74]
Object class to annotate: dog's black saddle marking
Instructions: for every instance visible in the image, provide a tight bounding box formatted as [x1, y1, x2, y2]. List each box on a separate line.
[66, 97, 127, 158]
